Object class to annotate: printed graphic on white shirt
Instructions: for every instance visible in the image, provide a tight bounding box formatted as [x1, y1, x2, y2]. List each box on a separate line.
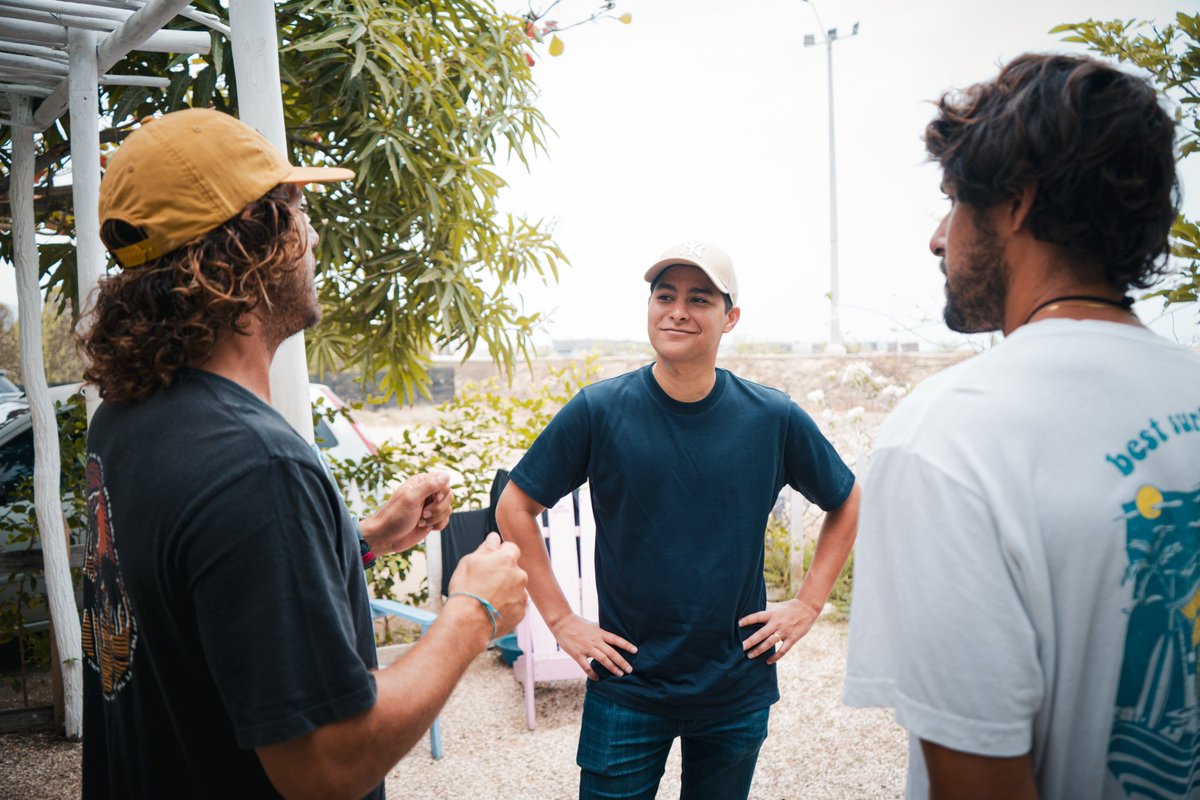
[1109, 483, 1200, 799]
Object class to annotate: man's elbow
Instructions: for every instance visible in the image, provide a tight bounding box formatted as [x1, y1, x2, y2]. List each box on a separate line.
[258, 730, 386, 800]
[496, 482, 539, 536]
[835, 482, 862, 523]
[260, 759, 358, 800]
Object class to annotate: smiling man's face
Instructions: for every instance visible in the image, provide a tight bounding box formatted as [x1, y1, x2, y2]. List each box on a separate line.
[647, 265, 739, 367]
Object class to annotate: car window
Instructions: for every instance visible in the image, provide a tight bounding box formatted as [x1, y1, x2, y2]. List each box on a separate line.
[314, 418, 339, 450]
[0, 427, 33, 506]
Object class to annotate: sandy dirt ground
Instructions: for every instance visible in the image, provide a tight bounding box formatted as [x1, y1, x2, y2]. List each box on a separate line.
[383, 619, 907, 800]
[1, 353, 948, 798]
[0, 619, 906, 799]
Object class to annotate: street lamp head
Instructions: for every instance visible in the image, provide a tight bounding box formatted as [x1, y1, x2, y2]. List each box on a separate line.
[828, 27, 838, 39]
[804, 33, 816, 47]
[851, 22, 860, 36]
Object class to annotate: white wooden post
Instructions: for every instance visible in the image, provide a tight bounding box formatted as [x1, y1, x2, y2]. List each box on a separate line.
[10, 95, 83, 739]
[228, 0, 314, 443]
[426, 531, 443, 610]
[68, 27, 103, 423]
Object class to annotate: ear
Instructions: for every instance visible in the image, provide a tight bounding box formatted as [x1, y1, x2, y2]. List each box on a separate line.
[723, 306, 741, 333]
[1002, 183, 1038, 235]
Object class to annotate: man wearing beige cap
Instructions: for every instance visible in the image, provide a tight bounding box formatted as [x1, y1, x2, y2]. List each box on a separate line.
[78, 108, 527, 799]
[498, 241, 860, 799]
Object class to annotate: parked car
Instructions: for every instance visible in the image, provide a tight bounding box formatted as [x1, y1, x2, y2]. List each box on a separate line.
[0, 371, 27, 427]
[0, 372, 21, 402]
[0, 382, 86, 509]
[0, 383, 88, 662]
[310, 382, 378, 464]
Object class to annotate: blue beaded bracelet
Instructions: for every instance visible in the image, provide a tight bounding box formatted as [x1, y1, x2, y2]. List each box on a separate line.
[449, 591, 502, 639]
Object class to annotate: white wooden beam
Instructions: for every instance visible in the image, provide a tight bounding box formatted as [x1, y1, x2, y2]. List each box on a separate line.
[0, 83, 52, 97]
[33, 0, 200, 129]
[89, 0, 231, 36]
[229, 0, 315, 442]
[9, 95, 84, 740]
[94, 0, 201, 73]
[0, 0, 131, 24]
[0, 17, 210, 55]
[99, 75, 170, 88]
[0, 8, 117, 34]
[0, 67, 63, 85]
[0, 51, 68, 74]
[69, 27, 104, 423]
[0, 41, 68, 61]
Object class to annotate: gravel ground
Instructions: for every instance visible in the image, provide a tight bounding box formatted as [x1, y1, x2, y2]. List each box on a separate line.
[0, 619, 906, 799]
[384, 618, 906, 799]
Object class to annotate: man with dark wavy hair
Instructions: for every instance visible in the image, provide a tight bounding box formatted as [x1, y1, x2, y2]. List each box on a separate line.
[844, 54, 1200, 798]
[79, 108, 528, 799]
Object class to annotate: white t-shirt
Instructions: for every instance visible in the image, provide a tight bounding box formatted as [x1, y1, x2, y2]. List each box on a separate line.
[844, 320, 1200, 799]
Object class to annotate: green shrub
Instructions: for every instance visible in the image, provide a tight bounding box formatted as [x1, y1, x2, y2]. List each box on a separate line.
[763, 517, 792, 596]
[0, 395, 88, 685]
[802, 538, 855, 618]
[320, 358, 601, 643]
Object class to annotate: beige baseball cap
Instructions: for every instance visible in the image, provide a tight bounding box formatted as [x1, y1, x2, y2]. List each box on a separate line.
[98, 108, 354, 268]
[644, 240, 738, 306]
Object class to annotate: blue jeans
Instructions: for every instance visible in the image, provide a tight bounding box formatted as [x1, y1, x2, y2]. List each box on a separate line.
[577, 692, 770, 800]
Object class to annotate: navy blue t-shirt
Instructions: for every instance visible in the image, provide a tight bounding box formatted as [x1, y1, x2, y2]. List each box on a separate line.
[508, 365, 854, 718]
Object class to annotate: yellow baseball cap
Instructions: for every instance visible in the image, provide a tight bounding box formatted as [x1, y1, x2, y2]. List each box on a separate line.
[98, 108, 354, 268]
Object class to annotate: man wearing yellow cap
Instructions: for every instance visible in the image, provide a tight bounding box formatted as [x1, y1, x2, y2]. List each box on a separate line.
[497, 242, 861, 799]
[78, 108, 528, 799]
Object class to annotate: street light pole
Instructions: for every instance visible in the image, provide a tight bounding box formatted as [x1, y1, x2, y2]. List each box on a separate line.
[802, 2, 857, 348]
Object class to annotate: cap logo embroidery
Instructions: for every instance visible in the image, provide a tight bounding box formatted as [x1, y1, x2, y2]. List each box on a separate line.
[677, 241, 707, 260]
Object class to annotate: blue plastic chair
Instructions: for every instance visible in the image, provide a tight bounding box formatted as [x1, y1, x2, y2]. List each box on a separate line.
[361, 496, 497, 760]
[309, 440, 446, 759]
[369, 598, 443, 759]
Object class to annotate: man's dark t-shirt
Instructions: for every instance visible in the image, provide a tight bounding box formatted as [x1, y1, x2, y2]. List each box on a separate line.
[81, 369, 382, 799]
[509, 365, 854, 719]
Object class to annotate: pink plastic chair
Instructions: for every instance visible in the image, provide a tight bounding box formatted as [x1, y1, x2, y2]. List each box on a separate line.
[513, 487, 598, 729]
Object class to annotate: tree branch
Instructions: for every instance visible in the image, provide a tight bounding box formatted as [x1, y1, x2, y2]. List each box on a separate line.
[288, 133, 338, 154]
[0, 185, 75, 219]
[0, 126, 134, 198]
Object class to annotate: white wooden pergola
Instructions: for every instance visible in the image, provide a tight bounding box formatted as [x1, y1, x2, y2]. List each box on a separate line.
[1, 0, 316, 739]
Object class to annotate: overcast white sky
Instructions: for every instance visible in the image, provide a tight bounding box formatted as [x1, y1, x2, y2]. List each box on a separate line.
[2, 0, 1196, 350]
[496, 0, 1200, 349]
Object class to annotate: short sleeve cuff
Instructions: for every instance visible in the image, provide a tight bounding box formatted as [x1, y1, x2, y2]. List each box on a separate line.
[893, 689, 1032, 758]
[234, 674, 378, 749]
[506, 470, 560, 512]
[819, 472, 856, 513]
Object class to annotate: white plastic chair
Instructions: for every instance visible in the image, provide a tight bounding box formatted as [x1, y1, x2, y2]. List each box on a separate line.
[513, 487, 598, 729]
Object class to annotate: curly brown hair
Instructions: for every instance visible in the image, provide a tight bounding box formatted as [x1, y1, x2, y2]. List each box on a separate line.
[925, 53, 1179, 290]
[80, 185, 307, 402]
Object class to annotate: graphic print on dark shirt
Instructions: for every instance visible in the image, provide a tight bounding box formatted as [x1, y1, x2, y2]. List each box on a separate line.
[81, 454, 138, 698]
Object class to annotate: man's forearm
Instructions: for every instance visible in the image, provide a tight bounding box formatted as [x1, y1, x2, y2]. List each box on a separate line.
[495, 503, 574, 629]
[256, 596, 492, 799]
[360, 597, 494, 766]
[795, 483, 860, 612]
